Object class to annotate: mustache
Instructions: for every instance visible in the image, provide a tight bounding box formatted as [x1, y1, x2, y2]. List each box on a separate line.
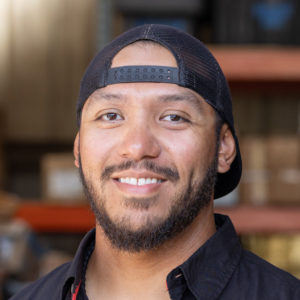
[101, 160, 180, 182]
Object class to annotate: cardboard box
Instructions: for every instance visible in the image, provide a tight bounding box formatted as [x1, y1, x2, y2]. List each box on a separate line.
[267, 136, 300, 204]
[41, 153, 85, 204]
[267, 136, 299, 170]
[269, 169, 300, 204]
[240, 136, 269, 204]
[239, 135, 300, 205]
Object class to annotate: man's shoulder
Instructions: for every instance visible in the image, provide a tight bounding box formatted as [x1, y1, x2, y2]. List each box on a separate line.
[242, 250, 299, 286]
[233, 249, 300, 298]
[10, 262, 72, 300]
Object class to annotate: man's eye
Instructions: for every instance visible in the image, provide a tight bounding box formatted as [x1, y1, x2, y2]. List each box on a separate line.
[162, 114, 186, 122]
[100, 113, 122, 121]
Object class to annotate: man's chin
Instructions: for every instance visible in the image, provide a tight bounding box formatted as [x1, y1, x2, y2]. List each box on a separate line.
[122, 195, 159, 210]
[108, 214, 167, 233]
[95, 209, 174, 252]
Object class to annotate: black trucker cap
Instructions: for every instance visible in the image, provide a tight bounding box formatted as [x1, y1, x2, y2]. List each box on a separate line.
[77, 24, 242, 199]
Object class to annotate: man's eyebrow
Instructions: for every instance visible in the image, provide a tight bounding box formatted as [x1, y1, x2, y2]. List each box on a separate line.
[90, 91, 126, 101]
[86, 90, 204, 112]
[158, 92, 204, 112]
[86, 91, 127, 109]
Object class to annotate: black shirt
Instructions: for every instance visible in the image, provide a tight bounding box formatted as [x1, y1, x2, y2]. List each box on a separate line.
[10, 214, 300, 299]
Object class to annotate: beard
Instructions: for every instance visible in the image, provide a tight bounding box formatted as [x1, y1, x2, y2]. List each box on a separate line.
[79, 155, 218, 253]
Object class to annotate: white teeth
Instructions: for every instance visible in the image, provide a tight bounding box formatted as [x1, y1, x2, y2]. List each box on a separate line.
[129, 178, 137, 185]
[118, 177, 162, 186]
[138, 178, 146, 186]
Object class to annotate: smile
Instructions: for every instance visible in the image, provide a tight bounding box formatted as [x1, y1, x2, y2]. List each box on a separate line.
[118, 178, 162, 186]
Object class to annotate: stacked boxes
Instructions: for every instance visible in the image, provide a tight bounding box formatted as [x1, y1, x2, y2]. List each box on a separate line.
[267, 136, 300, 203]
[41, 153, 85, 204]
[240, 135, 300, 205]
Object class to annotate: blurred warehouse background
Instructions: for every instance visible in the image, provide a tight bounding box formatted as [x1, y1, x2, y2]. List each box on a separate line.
[0, 0, 299, 298]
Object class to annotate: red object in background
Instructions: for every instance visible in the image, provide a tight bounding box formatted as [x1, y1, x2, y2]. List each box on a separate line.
[216, 205, 300, 235]
[211, 47, 300, 82]
[14, 202, 95, 233]
[14, 202, 300, 234]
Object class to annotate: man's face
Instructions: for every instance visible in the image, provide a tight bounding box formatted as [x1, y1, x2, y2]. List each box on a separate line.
[76, 43, 219, 251]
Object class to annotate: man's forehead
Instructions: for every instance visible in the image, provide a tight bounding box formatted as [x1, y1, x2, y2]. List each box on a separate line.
[84, 83, 210, 116]
[89, 85, 202, 101]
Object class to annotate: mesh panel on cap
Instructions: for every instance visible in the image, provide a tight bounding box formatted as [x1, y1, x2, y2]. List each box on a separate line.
[144, 25, 234, 130]
[77, 24, 242, 199]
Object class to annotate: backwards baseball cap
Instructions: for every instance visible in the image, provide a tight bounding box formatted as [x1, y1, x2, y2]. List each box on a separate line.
[77, 24, 242, 199]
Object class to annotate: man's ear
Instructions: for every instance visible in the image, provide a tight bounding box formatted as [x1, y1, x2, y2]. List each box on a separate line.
[73, 133, 80, 168]
[217, 124, 236, 173]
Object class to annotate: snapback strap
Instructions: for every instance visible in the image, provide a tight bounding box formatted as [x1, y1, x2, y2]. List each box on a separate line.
[107, 65, 179, 85]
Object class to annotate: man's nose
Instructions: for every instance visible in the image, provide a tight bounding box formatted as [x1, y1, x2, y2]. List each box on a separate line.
[117, 122, 161, 161]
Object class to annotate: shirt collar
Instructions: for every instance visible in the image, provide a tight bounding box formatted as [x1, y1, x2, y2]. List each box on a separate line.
[60, 214, 241, 300]
[167, 214, 242, 300]
[61, 228, 95, 299]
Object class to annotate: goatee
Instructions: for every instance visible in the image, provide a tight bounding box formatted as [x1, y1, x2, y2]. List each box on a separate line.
[79, 157, 217, 252]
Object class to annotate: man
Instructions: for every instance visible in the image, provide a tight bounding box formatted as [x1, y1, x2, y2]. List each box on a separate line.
[12, 24, 300, 299]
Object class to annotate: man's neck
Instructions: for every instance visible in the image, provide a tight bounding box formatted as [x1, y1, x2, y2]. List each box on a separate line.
[85, 203, 216, 300]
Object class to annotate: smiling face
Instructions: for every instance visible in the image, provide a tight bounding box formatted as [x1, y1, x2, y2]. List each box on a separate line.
[75, 42, 221, 251]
